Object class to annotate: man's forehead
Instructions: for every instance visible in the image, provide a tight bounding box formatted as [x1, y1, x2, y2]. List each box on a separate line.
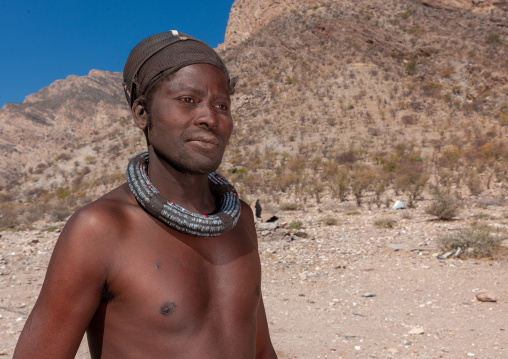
[163, 65, 232, 99]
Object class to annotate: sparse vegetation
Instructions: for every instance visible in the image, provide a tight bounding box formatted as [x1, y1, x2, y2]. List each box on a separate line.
[289, 221, 303, 230]
[439, 226, 502, 258]
[425, 188, 460, 220]
[321, 217, 338, 226]
[293, 231, 309, 238]
[280, 203, 298, 211]
[374, 218, 397, 228]
[2, 0, 508, 241]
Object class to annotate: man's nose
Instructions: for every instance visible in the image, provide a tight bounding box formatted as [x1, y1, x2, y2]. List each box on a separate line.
[194, 103, 218, 128]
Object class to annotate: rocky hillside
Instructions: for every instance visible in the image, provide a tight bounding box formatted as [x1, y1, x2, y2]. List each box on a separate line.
[217, 0, 507, 196]
[222, 0, 500, 47]
[0, 0, 507, 229]
[0, 70, 130, 187]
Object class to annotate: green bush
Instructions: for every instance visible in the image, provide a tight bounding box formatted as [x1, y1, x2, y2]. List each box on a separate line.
[55, 187, 70, 199]
[289, 221, 303, 230]
[439, 226, 501, 258]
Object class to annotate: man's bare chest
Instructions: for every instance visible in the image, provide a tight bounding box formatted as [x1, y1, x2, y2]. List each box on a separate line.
[101, 223, 262, 331]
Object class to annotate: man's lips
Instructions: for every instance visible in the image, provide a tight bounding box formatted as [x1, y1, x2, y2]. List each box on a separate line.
[187, 134, 220, 147]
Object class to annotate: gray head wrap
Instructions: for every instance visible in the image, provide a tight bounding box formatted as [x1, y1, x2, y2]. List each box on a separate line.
[123, 30, 234, 107]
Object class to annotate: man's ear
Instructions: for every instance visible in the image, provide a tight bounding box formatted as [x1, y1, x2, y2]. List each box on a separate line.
[132, 99, 149, 131]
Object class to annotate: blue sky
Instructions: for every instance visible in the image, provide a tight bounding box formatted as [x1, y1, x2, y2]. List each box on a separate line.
[0, 0, 235, 107]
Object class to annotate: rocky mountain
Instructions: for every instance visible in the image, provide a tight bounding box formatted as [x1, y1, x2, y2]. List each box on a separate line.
[0, 0, 507, 229]
[0, 70, 130, 187]
[218, 0, 506, 165]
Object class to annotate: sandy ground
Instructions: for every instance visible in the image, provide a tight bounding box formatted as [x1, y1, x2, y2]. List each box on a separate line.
[1, 204, 507, 358]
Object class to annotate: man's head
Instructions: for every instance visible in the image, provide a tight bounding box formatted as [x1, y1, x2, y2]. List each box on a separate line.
[123, 31, 235, 175]
[123, 30, 234, 112]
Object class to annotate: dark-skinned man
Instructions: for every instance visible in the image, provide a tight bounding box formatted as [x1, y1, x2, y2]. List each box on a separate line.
[14, 30, 277, 359]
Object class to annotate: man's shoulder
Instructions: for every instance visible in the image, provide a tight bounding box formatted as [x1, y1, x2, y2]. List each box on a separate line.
[239, 200, 254, 220]
[63, 183, 138, 240]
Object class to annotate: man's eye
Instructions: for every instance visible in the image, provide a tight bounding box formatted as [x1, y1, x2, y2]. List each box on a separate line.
[179, 97, 194, 104]
[215, 104, 229, 111]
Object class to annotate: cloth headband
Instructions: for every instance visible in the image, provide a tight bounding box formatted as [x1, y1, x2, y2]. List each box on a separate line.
[123, 30, 234, 107]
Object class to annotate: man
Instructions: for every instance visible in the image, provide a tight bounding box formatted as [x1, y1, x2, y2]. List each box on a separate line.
[14, 30, 277, 358]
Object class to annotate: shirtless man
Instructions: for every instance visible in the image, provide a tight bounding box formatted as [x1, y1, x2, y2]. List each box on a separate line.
[14, 30, 277, 358]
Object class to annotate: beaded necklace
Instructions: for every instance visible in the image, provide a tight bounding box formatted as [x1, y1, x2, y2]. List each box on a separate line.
[126, 152, 241, 237]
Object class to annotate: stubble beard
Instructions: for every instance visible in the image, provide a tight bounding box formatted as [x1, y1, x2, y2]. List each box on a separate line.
[153, 146, 225, 175]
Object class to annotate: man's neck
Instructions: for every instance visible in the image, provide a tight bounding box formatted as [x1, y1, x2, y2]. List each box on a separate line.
[146, 150, 216, 215]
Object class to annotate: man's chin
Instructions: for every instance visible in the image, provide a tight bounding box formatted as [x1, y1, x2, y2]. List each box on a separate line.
[152, 148, 223, 175]
[173, 160, 222, 176]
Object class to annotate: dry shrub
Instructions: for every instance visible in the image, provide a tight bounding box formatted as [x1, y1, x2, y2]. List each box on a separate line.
[322, 161, 339, 180]
[368, 127, 381, 136]
[350, 165, 376, 206]
[321, 216, 337, 226]
[327, 167, 348, 202]
[421, 81, 443, 98]
[439, 145, 461, 169]
[374, 218, 397, 229]
[393, 160, 429, 207]
[310, 183, 325, 204]
[0, 205, 21, 229]
[439, 226, 501, 258]
[240, 174, 263, 194]
[272, 172, 301, 193]
[436, 168, 457, 187]
[294, 231, 309, 238]
[51, 209, 72, 222]
[287, 155, 306, 173]
[27, 187, 48, 199]
[465, 169, 483, 196]
[439, 65, 455, 78]
[0, 192, 15, 203]
[56, 153, 72, 161]
[336, 151, 357, 164]
[280, 203, 298, 211]
[373, 171, 389, 208]
[401, 114, 417, 126]
[425, 188, 460, 220]
[289, 220, 303, 230]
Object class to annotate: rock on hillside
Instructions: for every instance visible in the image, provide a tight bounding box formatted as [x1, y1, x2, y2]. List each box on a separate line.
[0, 70, 129, 186]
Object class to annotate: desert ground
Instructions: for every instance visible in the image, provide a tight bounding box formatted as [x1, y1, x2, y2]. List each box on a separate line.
[1, 198, 507, 358]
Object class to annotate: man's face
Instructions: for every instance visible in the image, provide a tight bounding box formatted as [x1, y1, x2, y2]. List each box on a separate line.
[145, 63, 233, 175]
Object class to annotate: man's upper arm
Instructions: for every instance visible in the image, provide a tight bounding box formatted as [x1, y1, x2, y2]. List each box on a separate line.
[256, 296, 278, 359]
[239, 201, 278, 358]
[14, 205, 114, 359]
